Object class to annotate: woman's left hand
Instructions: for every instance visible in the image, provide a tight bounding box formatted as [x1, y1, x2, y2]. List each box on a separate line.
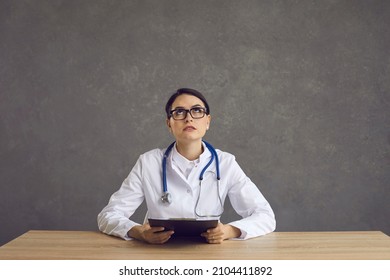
[201, 223, 241, 244]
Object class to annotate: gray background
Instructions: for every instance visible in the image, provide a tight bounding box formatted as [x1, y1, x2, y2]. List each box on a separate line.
[1, 0, 389, 246]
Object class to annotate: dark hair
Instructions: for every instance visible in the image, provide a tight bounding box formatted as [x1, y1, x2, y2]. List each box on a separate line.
[165, 88, 210, 118]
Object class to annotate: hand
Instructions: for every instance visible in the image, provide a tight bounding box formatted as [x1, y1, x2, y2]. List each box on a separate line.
[128, 223, 174, 244]
[201, 223, 241, 244]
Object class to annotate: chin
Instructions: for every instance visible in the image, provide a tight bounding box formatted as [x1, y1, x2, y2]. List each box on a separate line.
[177, 136, 203, 143]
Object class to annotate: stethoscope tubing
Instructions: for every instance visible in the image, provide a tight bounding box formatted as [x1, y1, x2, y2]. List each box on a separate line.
[162, 140, 219, 193]
[162, 142, 175, 193]
[161, 141, 224, 217]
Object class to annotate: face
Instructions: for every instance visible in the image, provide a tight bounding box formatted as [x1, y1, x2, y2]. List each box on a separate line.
[166, 94, 211, 145]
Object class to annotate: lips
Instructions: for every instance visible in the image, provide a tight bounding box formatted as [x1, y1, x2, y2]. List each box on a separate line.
[183, 125, 196, 131]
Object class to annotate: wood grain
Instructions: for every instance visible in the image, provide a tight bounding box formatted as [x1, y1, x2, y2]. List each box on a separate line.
[0, 231, 389, 260]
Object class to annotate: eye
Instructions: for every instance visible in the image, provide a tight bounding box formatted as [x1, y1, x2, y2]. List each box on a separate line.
[174, 109, 186, 115]
[191, 107, 204, 113]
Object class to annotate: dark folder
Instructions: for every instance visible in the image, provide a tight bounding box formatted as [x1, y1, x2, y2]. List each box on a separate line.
[148, 218, 218, 237]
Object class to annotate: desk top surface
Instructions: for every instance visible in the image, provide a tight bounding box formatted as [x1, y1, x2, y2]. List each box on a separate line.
[0, 230, 389, 260]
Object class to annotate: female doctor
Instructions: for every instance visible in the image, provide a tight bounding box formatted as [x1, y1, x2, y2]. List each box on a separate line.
[97, 88, 276, 244]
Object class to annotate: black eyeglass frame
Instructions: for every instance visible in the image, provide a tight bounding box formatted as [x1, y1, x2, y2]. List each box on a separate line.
[169, 107, 208, 120]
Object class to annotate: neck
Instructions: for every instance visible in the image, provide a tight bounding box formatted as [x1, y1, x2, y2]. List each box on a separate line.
[176, 140, 203, 161]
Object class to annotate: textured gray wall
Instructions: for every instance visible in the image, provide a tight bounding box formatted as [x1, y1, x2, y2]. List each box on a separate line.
[1, 0, 389, 246]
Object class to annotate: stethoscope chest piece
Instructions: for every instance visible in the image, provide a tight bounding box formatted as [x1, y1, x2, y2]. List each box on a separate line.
[161, 192, 172, 204]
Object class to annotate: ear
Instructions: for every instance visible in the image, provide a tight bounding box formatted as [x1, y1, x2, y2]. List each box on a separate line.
[166, 119, 172, 131]
[206, 115, 211, 130]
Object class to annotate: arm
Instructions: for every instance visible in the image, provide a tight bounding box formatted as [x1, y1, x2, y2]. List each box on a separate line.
[97, 157, 145, 240]
[97, 151, 175, 244]
[224, 156, 276, 239]
[201, 153, 275, 243]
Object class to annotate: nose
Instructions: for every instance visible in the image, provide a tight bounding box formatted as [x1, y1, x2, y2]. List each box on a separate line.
[184, 110, 194, 122]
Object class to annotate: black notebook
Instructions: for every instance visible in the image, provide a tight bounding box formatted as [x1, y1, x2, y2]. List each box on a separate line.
[148, 218, 218, 237]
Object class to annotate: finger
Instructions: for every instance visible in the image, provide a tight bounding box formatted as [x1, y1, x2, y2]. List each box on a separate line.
[151, 230, 175, 240]
[149, 226, 166, 233]
[206, 231, 223, 239]
[207, 236, 222, 244]
[148, 231, 174, 244]
[203, 230, 216, 238]
[206, 226, 223, 235]
[205, 229, 225, 242]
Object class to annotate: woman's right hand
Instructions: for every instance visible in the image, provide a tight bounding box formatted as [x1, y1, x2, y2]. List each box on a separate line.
[128, 223, 174, 244]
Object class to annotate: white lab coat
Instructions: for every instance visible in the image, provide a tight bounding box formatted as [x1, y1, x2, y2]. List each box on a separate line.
[97, 144, 276, 240]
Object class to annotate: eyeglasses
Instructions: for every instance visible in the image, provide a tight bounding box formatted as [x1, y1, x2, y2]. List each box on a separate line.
[169, 107, 208, 120]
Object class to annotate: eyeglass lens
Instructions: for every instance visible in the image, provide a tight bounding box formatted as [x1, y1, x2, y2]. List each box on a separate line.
[171, 107, 206, 120]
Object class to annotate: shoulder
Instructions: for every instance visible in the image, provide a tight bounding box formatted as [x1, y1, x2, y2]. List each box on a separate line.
[214, 148, 237, 164]
[139, 148, 165, 162]
[212, 147, 249, 181]
[134, 148, 165, 174]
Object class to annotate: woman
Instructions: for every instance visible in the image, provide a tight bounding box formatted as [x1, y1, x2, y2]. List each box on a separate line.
[97, 88, 276, 244]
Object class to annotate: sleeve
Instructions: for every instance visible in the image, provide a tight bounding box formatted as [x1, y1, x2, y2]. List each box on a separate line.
[225, 156, 276, 240]
[97, 156, 145, 240]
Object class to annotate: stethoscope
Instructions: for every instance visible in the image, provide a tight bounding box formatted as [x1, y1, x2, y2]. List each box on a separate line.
[161, 141, 224, 217]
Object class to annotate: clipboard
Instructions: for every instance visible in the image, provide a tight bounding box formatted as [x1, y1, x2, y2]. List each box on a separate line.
[148, 218, 218, 237]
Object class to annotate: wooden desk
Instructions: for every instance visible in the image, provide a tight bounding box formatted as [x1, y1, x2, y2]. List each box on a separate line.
[0, 230, 389, 260]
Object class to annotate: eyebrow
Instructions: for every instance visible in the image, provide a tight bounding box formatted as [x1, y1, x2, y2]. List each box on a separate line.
[172, 104, 203, 110]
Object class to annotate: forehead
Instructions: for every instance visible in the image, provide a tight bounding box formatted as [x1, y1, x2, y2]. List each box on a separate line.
[171, 94, 205, 108]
